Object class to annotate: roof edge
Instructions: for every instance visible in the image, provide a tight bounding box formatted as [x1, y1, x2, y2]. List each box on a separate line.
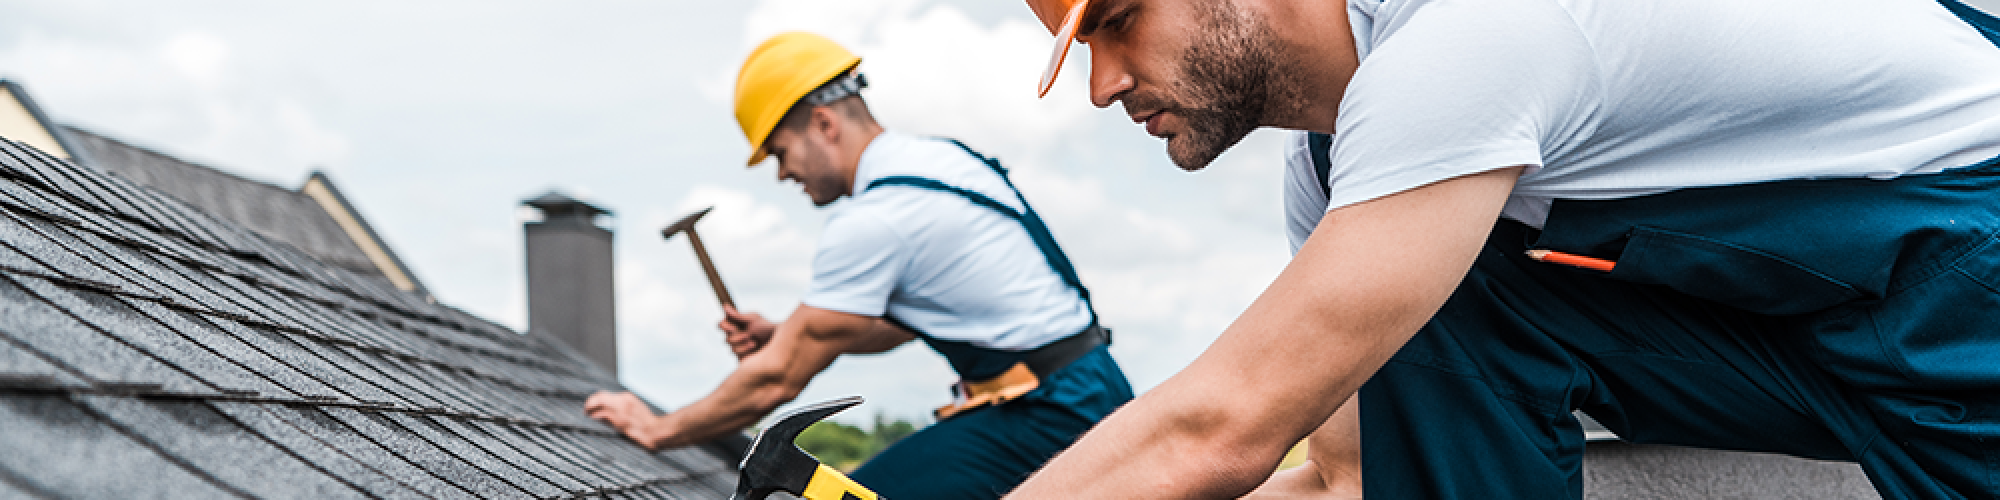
[60, 125, 298, 194]
[0, 80, 92, 167]
[300, 170, 430, 298]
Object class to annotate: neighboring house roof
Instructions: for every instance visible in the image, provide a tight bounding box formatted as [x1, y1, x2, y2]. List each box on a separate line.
[0, 135, 743, 497]
[58, 125, 427, 296]
[0, 81, 87, 165]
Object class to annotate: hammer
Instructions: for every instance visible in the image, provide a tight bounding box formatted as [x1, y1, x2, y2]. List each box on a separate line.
[733, 396, 882, 500]
[661, 207, 733, 309]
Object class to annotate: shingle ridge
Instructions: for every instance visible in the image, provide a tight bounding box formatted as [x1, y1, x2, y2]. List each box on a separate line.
[59, 125, 302, 199]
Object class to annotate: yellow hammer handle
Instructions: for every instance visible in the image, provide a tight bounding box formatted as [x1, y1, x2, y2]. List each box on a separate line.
[803, 463, 879, 500]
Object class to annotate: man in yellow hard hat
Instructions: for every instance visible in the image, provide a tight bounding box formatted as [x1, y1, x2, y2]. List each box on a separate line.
[994, 0, 2000, 498]
[584, 31, 1132, 498]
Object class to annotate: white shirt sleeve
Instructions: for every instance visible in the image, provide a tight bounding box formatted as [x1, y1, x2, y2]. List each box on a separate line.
[1326, 0, 1598, 211]
[800, 209, 908, 317]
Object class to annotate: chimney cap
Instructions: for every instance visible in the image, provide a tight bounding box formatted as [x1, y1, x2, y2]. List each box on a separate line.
[523, 190, 613, 217]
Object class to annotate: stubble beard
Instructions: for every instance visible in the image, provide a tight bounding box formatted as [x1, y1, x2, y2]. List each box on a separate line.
[799, 144, 852, 207]
[1153, 3, 1306, 171]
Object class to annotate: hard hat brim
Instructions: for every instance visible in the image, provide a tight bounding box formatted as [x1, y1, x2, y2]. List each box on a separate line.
[1037, 0, 1089, 98]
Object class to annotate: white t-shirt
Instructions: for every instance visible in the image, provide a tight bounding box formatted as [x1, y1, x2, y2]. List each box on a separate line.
[1286, 0, 2000, 248]
[802, 131, 1093, 351]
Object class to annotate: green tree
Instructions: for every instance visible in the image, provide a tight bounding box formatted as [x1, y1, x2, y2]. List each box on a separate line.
[794, 414, 924, 471]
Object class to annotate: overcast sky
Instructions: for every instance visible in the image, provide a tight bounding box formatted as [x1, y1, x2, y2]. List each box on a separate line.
[4, 0, 1998, 426]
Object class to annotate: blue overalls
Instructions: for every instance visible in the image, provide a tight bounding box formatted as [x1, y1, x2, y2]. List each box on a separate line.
[1353, 3, 2000, 497]
[844, 139, 1134, 499]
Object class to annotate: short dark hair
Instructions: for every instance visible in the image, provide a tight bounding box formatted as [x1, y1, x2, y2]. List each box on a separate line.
[773, 70, 876, 133]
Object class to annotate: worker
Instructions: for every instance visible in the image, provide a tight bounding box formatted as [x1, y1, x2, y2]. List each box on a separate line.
[1000, 0, 2000, 498]
[584, 31, 1133, 498]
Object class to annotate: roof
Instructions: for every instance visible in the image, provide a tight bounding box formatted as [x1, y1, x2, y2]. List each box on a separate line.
[57, 125, 427, 295]
[0, 135, 745, 498]
[0, 81, 86, 164]
[525, 191, 613, 219]
[1585, 442, 1877, 499]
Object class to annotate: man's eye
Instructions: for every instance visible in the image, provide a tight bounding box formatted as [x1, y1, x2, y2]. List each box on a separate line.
[1101, 10, 1132, 33]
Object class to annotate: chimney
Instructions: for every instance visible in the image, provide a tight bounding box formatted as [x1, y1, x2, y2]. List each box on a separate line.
[522, 191, 617, 374]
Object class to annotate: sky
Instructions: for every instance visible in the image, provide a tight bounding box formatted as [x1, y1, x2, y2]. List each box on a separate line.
[3, 0, 1998, 427]
[0, 0, 1301, 426]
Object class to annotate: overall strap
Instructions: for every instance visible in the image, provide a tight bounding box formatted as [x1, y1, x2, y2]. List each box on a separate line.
[1307, 132, 1334, 199]
[865, 139, 1095, 310]
[865, 139, 1101, 381]
[1939, 0, 2000, 48]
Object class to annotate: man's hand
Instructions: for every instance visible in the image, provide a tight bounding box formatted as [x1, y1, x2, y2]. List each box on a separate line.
[584, 391, 666, 450]
[580, 305, 917, 452]
[721, 306, 778, 358]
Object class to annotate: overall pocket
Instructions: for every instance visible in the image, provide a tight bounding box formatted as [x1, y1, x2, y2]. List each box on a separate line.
[1607, 226, 1862, 316]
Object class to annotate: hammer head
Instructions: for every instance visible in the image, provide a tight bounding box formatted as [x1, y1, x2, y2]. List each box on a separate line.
[733, 396, 865, 500]
[661, 206, 715, 240]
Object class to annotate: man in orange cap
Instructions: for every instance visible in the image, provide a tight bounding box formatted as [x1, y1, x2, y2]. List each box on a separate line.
[1003, 0, 2000, 498]
[585, 32, 1131, 498]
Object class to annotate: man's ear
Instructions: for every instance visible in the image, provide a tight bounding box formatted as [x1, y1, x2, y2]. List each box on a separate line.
[811, 106, 843, 145]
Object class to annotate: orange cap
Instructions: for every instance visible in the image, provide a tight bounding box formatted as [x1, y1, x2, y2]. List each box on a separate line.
[1027, 0, 1090, 98]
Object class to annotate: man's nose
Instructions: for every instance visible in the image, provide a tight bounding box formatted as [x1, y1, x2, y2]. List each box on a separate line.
[1089, 46, 1134, 108]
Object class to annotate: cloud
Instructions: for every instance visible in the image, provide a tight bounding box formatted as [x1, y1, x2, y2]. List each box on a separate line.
[0, 26, 348, 184]
[727, 0, 1096, 159]
[161, 32, 229, 89]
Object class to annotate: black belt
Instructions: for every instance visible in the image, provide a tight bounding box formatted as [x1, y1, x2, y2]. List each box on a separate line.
[1020, 324, 1109, 378]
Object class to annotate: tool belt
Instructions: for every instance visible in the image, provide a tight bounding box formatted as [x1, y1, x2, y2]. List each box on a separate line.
[933, 324, 1109, 420]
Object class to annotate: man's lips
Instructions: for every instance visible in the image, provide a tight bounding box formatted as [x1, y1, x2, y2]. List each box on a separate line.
[1133, 110, 1167, 137]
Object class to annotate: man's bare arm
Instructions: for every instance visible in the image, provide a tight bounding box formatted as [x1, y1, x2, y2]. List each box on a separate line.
[1241, 394, 1362, 499]
[584, 305, 916, 450]
[1008, 167, 1521, 498]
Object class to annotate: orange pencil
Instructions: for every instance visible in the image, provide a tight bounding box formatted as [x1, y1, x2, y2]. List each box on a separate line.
[1525, 249, 1617, 272]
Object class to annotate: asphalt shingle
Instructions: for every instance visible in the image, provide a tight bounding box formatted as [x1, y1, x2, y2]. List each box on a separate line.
[76, 395, 366, 499]
[0, 391, 240, 498]
[0, 136, 742, 498]
[210, 401, 426, 499]
[0, 273, 209, 395]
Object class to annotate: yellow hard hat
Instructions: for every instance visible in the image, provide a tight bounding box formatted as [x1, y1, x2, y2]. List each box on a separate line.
[734, 32, 862, 166]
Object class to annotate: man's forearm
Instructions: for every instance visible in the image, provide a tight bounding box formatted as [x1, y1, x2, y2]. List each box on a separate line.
[1008, 168, 1519, 497]
[642, 357, 798, 450]
[637, 305, 910, 450]
[1012, 384, 1312, 497]
[1007, 295, 1388, 497]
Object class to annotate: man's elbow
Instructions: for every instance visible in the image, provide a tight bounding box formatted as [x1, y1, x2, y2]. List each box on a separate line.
[746, 383, 803, 416]
[1163, 406, 1301, 495]
[736, 359, 808, 415]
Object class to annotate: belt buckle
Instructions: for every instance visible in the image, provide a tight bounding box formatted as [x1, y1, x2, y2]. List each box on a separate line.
[949, 380, 972, 406]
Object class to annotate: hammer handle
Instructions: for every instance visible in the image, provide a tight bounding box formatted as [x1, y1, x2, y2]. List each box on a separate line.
[685, 229, 735, 308]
